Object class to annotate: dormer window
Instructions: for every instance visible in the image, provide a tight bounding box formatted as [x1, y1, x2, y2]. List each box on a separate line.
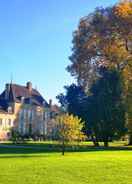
[8, 106, 12, 113]
[21, 96, 25, 103]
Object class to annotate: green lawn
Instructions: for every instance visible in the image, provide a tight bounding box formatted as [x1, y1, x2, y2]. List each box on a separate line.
[0, 142, 132, 184]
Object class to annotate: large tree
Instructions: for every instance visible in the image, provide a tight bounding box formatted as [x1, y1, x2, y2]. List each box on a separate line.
[68, 1, 132, 89]
[68, 0, 132, 144]
[89, 69, 126, 147]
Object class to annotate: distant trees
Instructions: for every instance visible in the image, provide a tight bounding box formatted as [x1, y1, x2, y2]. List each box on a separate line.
[54, 113, 85, 155]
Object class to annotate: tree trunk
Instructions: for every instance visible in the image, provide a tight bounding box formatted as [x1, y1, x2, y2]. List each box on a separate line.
[128, 134, 132, 145]
[104, 141, 109, 147]
[95, 141, 100, 147]
[62, 139, 65, 155]
[91, 135, 100, 147]
[103, 136, 109, 147]
[96, 137, 100, 146]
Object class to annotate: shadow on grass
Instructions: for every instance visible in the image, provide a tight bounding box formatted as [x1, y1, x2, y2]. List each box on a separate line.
[0, 142, 132, 158]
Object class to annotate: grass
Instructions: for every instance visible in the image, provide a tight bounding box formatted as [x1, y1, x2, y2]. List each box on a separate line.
[0, 141, 132, 184]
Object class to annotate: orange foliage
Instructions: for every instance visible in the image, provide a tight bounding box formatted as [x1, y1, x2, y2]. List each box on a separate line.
[114, 0, 132, 19]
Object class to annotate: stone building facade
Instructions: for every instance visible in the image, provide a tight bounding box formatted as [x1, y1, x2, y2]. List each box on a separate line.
[0, 82, 51, 140]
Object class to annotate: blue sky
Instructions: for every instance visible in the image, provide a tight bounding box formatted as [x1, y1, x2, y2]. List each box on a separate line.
[0, 0, 118, 103]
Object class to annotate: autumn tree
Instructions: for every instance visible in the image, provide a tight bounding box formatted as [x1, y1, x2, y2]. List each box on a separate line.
[114, 0, 132, 144]
[68, 0, 132, 144]
[68, 1, 132, 87]
[54, 113, 85, 155]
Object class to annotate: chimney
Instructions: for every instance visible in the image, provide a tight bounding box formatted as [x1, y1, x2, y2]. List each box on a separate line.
[26, 82, 32, 92]
[5, 83, 10, 99]
[5, 83, 10, 91]
[49, 99, 52, 107]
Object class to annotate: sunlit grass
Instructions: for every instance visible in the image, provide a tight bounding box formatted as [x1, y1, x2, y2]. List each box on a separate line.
[0, 141, 132, 184]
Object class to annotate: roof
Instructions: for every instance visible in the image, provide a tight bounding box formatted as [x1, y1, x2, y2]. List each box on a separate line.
[0, 99, 9, 112]
[0, 83, 49, 110]
[51, 105, 60, 113]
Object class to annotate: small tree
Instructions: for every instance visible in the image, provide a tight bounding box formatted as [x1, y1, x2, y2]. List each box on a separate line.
[55, 113, 85, 155]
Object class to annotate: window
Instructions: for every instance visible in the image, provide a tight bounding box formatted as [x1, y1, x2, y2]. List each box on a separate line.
[8, 107, 12, 113]
[19, 110, 23, 120]
[44, 112, 47, 120]
[44, 111, 50, 120]
[7, 132, 11, 137]
[23, 109, 27, 119]
[43, 112, 45, 120]
[28, 109, 33, 122]
[31, 110, 34, 121]
[7, 119, 12, 126]
[0, 119, 2, 126]
[21, 96, 25, 103]
[28, 110, 31, 120]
